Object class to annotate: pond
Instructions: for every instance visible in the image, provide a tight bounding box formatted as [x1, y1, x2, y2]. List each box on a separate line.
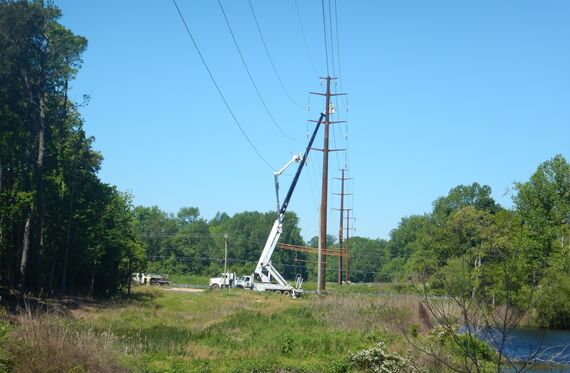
[475, 327, 570, 372]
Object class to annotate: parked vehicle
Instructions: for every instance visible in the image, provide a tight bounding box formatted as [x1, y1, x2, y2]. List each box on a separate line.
[209, 272, 237, 289]
[236, 275, 253, 289]
[131, 273, 170, 287]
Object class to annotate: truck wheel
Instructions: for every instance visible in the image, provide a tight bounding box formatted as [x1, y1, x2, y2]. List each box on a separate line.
[236, 285, 244, 289]
[282, 290, 291, 296]
[210, 284, 220, 290]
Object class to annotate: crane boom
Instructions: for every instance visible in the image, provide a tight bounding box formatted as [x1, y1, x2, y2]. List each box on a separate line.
[274, 154, 302, 213]
[254, 113, 325, 285]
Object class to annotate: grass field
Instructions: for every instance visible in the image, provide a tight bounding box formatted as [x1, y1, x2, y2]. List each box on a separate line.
[0, 285, 455, 373]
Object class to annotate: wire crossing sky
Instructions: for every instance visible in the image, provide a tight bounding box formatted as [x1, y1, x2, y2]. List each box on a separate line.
[56, 1, 569, 240]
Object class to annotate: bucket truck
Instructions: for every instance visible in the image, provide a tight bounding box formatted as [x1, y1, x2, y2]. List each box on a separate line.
[250, 113, 325, 297]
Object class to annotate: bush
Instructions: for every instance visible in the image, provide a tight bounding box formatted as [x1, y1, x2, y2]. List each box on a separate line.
[0, 318, 11, 373]
[347, 342, 417, 373]
[535, 270, 570, 328]
[4, 312, 127, 373]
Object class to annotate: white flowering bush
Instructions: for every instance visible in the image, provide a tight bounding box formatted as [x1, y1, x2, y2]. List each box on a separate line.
[428, 325, 451, 345]
[348, 342, 417, 373]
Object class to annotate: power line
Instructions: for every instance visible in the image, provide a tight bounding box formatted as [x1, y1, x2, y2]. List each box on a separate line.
[248, 0, 305, 110]
[327, 0, 336, 80]
[171, 0, 275, 170]
[320, 0, 330, 76]
[217, 0, 298, 142]
[333, 0, 347, 108]
[294, 0, 319, 77]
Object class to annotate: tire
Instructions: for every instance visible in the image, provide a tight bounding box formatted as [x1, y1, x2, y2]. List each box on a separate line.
[236, 285, 244, 289]
[282, 290, 291, 297]
[210, 283, 220, 290]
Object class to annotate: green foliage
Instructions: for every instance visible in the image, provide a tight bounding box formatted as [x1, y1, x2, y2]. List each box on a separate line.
[136, 208, 308, 280]
[535, 269, 570, 329]
[515, 155, 570, 275]
[0, 317, 11, 373]
[433, 182, 500, 223]
[0, 0, 140, 295]
[348, 237, 388, 282]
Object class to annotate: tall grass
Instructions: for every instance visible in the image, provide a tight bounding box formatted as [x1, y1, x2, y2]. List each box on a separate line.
[1, 310, 126, 373]
[0, 288, 444, 372]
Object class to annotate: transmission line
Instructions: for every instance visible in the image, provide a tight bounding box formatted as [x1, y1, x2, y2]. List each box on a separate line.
[320, 0, 330, 76]
[294, 0, 319, 77]
[217, 0, 297, 142]
[248, 0, 305, 110]
[334, 0, 347, 106]
[327, 0, 336, 79]
[171, 0, 275, 170]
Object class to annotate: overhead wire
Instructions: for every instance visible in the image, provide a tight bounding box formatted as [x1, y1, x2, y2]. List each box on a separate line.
[248, 0, 305, 110]
[147, 243, 517, 263]
[294, 0, 319, 77]
[328, 0, 353, 230]
[217, 0, 298, 142]
[327, 0, 336, 80]
[320, 0, 330, 76]
[325, 0, 344, 214]
[147, 251, 521, 278]
[333, 0, 347, 108]
[171, 0, 275, 171]
[333, 0, 350, 169]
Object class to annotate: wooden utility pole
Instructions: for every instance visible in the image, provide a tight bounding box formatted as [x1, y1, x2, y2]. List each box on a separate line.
[310, 76, 346, 293]
[337, 170, 344, 285]
[224, 233, 229, 291]
[319, 77, 331, 293]
[345, 209, 353, 282]
[334, 169, 352, 284]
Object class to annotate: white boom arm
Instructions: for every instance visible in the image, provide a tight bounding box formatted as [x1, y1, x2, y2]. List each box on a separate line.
[254, 216, 288, 284]
[253, 113, 325, 286]
[274, 154, 302, 213]
[257, 155, 302, 285]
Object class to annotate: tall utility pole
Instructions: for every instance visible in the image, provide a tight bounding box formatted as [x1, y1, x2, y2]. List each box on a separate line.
[334, 169, 352, 284]
[319, 77, 331, 293]
[224, 233, 229, 291]
[345, 210, 350, 282]
[310, 76, 345, 293]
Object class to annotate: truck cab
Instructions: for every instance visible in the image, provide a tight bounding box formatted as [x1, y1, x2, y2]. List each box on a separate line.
[236, 275, 253, 289]
[209, 272, 237, 289]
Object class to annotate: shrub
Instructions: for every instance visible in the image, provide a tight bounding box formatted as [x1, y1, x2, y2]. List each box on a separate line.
[347, 342, 417, 373]
[4, 313, 127, 373]
[535, 270, 570, 328]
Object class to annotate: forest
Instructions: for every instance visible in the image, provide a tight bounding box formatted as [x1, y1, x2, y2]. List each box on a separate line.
[1, 0, 569, 331]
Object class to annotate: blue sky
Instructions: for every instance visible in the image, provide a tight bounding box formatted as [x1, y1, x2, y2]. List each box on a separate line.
[55, 1, 570, 240]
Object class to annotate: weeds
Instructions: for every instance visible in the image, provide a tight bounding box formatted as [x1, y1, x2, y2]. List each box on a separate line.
[2, 311, 126, 373]
[0, 287, 445, 372]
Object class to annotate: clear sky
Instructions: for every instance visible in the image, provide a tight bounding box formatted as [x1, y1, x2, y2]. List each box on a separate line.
[55, 0, 570, 240]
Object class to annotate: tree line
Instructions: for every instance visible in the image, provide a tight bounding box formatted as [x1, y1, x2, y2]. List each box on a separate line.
[0, 1, 144, 296]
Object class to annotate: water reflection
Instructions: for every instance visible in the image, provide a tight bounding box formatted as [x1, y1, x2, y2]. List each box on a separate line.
[473, 327, 570, 372]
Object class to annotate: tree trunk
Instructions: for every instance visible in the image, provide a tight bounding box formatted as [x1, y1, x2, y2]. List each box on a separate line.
[33, 91, 46, 290]
[20, 91, 46, 290]
[60, 181, 76, 294]
[19, 212, 32, 288]
[127, 258, 132, 298]
[89, 260, 97, 299]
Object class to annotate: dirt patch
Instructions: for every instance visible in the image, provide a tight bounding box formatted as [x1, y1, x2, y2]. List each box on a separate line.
[163, 287, 205, 293]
